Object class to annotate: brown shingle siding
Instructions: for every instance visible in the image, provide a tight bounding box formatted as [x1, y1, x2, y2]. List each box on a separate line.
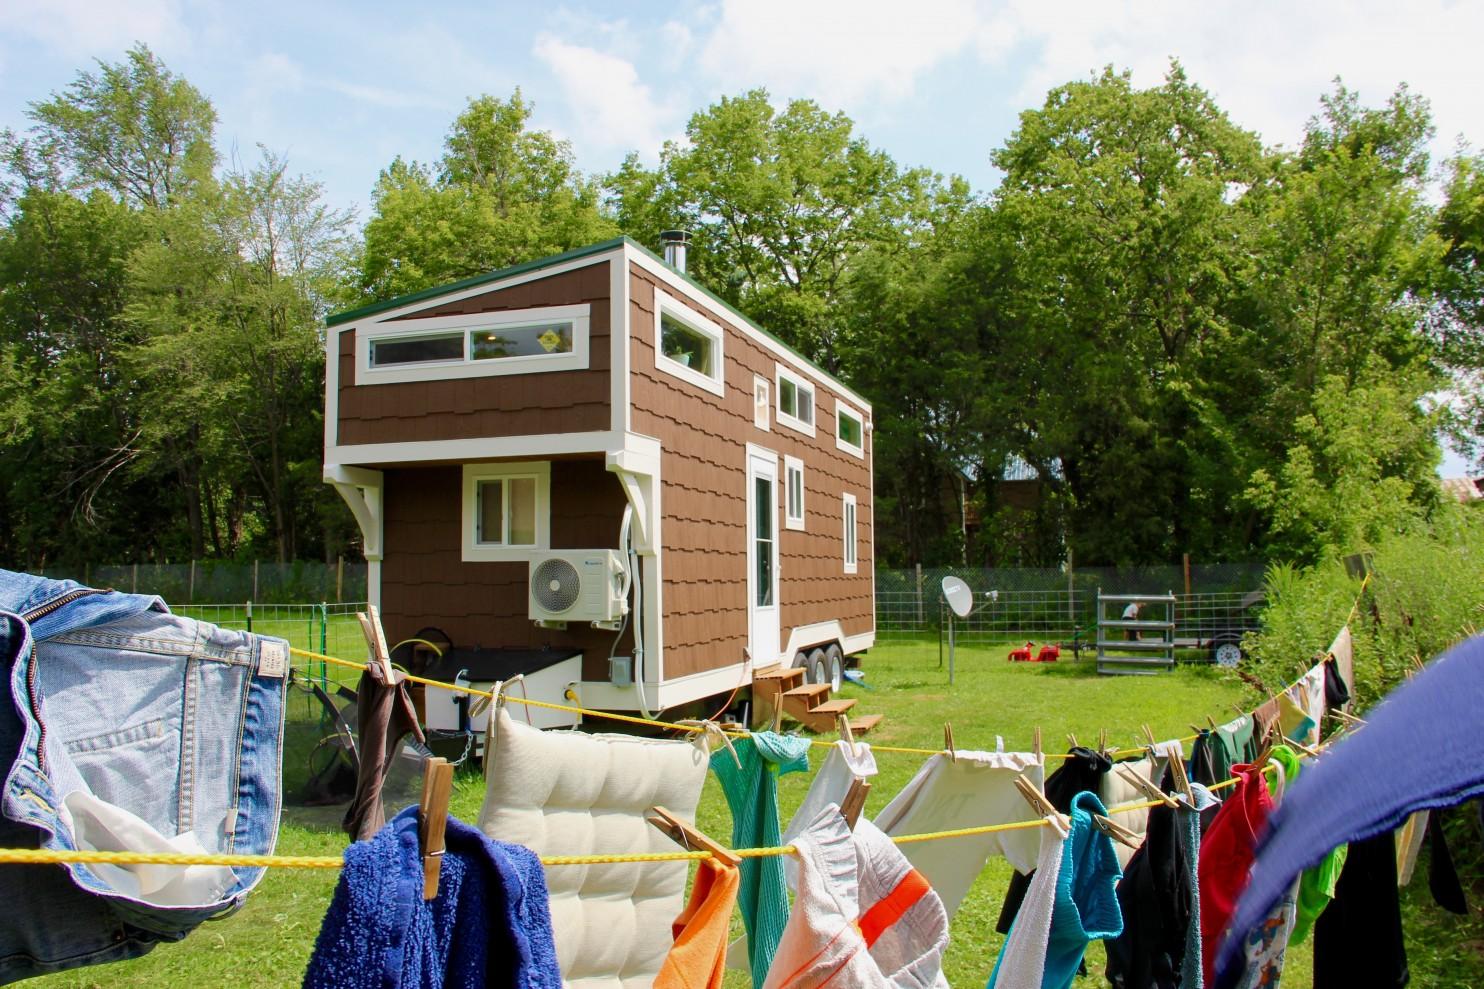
[630, 261, 874, 675]
[336, 262, 612, 448]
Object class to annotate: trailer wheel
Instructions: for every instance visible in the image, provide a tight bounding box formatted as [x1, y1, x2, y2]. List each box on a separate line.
[791, 650, 812, 679]
[808, 648, 828, 686]
[824, 644, 845, 692]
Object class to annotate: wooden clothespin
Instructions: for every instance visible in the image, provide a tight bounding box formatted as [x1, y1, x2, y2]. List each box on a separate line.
[357, 605, 397, 682]
[647, 806, 740, 867]
[1140, 724, 1158, 751]
[1033, 726, 1043, 765]
[418, 756, 454, 900]
[1252, 723, 1278, 771]
[1066, 732, 1079, 748]
[1329, 709, 1366, 728]
[1098, 728, 1108, 756]
[944, 723, 956, 763]
[1093, 814, 1143, 850]
[1116, 763, 1178, 808]
[1206, 715, 1218, 729]
[771, 699, 784, 733]
[1288, 737, 1322, 759]
[1013, 774, 1069, 830]
[838, 714, 858, 757]
[1168, 750, 1196, 805]
[840, 777, 871, 829]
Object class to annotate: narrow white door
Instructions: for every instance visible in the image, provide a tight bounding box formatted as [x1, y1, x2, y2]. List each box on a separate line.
[747, 449, 781, 667]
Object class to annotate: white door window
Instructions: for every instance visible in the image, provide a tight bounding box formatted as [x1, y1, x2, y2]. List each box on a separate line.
[747, 449, 781, 667]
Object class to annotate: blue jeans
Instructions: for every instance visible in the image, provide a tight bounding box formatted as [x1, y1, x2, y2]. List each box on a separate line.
[0, 571, 288, 982]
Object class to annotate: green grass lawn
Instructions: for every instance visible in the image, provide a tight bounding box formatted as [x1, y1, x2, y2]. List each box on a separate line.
[26, 629, 1476, 987]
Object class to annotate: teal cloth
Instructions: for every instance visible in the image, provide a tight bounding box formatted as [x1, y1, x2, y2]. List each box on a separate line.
[710, 731, 811, 984]
[1180, 783, 1220, 989]
[988, 790, 1124, 989]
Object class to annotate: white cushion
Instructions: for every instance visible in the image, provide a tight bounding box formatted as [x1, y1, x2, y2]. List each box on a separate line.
[478, 709, 711, 989]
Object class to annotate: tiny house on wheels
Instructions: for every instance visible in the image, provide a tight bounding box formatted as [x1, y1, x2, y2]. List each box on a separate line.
[322, 233, 878, 733]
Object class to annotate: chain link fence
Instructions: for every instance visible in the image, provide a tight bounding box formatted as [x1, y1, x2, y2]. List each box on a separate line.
[32, 560, 368, 603]
[878, 563, 1268, 654]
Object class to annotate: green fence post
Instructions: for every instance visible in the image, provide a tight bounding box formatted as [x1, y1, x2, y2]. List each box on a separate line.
[319, 603, 329, 691]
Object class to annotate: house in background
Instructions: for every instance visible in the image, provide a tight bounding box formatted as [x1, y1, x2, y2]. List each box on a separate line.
[322, 234, 876, 727]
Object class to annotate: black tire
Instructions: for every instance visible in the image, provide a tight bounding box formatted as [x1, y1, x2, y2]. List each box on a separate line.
[791, 650, 811, 678]
[808, 648, 828, 686]
[1210, 635, 1244, 668]
[824, 644, 845, 692]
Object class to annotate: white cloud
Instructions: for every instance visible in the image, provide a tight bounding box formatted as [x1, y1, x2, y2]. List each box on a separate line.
[532, 32, 681, 161]
[971, 0, 1484, 158]
[0, 0, 189, 57]
[696, 0, 979, 106]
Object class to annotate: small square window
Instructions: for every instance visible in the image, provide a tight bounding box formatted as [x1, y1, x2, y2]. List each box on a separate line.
[776, 365, 815, 436]
[784, 456, 805, 530]
[836, 401, 865, 458]
[463, 462, 550, 561]
[754, 376, 771, 430]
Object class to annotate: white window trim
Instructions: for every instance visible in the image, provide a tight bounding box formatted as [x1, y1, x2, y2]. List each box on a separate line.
[784, 455, 805, 531]
[775, 364, 816, 437]
[842, 492, 858, 573]
[835, 398, 866, 459]
[356, 304, 590, 385]
[653, 289, 725, 397]
[461, 461, 551, 562]
[753, 375, 771, 431]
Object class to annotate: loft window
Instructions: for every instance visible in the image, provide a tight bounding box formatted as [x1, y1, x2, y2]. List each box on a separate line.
[654, 290, 725, 397]
[356, 303, 590, 385]
[784, 456, 805, 530]
[369, 333, 463, 367]
[462, 462, 551, 561]
[836, 401, 865, 458]
[469, 321, 573, 361]
[842, 492, 858, 574]
[776, 365, 815, 436]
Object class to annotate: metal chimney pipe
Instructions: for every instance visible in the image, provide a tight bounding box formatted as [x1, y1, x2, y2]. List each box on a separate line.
[659, 229, 690, 273]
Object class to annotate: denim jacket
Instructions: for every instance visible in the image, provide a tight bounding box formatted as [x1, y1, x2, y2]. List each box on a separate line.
[0, 570, 287, 983]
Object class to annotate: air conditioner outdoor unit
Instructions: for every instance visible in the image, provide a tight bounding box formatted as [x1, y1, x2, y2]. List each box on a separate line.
[528, 550, 629, 625]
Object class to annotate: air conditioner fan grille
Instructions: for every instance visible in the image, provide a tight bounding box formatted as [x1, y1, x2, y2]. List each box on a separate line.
[532, 558, 582, 613]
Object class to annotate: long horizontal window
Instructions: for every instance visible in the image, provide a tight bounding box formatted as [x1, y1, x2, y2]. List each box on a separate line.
[369, 321, 575, 368]
[355, 303, 590, 385]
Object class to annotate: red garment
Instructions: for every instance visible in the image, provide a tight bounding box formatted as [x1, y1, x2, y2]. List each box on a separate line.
[1198, 762, 1275, 984]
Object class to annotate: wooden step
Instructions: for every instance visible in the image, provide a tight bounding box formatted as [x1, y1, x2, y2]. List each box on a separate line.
[795, 697, 857, 733]
[848, 714, 883, 735]
[782, 683, 830, 701]
[750, 665, 806, 729]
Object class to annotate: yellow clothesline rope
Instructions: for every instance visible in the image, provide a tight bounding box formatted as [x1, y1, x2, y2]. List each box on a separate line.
[0, 785, 1241, 871]
[286, 646, 1186, 761]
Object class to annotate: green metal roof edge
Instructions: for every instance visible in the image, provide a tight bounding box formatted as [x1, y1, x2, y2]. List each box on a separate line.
[324, 237, 629, 327]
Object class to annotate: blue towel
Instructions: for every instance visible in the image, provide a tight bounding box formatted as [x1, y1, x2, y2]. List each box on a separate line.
[304, 805, 561, 989]
[1215, 633, 1484, 987]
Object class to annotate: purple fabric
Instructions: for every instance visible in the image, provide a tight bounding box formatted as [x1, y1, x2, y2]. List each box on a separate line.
[1215, 633, 1484, 987]
[305, 806, 560, 989]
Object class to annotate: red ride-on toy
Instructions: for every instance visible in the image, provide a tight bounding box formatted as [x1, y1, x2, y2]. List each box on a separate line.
[1009, 641, 1062, 663]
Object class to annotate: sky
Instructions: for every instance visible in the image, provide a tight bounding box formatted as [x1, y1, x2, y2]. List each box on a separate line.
[1, 0, 1480, 470]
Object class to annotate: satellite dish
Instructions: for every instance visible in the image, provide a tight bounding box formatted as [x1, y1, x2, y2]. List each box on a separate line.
[942, 576, 973, 618]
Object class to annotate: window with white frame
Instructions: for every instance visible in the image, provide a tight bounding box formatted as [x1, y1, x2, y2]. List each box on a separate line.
[462, 462, 551, 561]
[842, 493, 858, 573]
[784, 456, 805, 530]
[776, 365, 815, 436]
[753, 376, 771, 430]
[835, 400, 865, 458]
[356, 304, 590, 385]
[654, 290, 725, 397]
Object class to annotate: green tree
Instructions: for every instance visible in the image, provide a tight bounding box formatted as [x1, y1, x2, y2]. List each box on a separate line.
[359, 91, 614, 299]
[608, 90, 958, 370]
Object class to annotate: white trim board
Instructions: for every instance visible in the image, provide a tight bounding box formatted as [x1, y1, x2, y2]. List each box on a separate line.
[327, 430, 619, 468]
